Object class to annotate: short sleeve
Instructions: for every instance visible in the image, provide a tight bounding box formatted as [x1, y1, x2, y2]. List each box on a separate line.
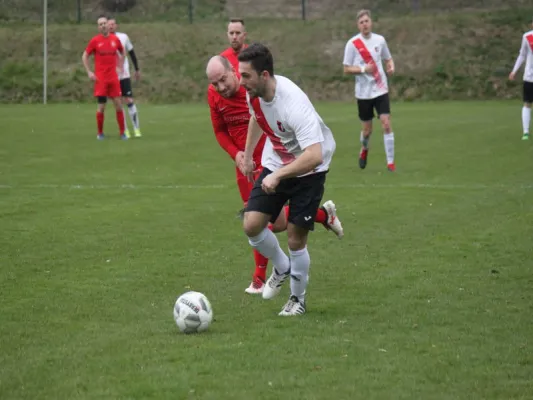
[285, 97, 323, 150]
[381, 38, 392, 60]
[85, 37, 96, 55]
[343, 39, 356, 66]
[125, 35, 134, 52]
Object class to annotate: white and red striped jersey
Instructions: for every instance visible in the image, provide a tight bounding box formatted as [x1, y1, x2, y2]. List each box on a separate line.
[512, 30, 533, 83]
[246, 75, 336, 175]
[343, 32, 392, 99]
[114, 32, 134, 80]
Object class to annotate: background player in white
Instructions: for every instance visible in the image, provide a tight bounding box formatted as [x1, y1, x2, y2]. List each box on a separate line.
[108, 18, 142, 138]
[509, 17, 533, 140]
[238, 43, 337, 316]
[343, 9, 396, 171]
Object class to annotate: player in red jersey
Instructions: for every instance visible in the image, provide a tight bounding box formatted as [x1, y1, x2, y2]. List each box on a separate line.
[220, 18, 248, 70]
[206, 55, 344, 294]
[82, 16, 128, 140]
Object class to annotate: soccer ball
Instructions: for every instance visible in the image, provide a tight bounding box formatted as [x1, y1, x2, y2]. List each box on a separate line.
[173, 291, 213, 334]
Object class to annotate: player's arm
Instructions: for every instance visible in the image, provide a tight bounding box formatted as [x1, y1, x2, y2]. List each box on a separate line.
[82, 40, 96, 80]
[116, 40, 126, 73]
[271, 103, 323, 181]
[342, 40, 374, 75]
[382, 39, 395, 75]
[208, 94, 241, 160]
[243, 114, 264, 162]
[125, 36, 141, 78]
[510, 36, 528, 80]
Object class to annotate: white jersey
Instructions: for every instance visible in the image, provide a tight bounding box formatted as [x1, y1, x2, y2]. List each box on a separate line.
[114, 31, 134, 80]
[247, 75, 336, 175]
[512, 30, 533, 83]
[343, 32, 391, 99]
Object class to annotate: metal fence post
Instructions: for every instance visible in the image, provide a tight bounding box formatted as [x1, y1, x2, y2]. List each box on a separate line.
[301, 0, 306, 21]
[188, 0, 193, 23]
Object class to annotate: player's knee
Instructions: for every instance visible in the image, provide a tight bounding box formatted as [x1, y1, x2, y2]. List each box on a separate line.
[243, 214, 264, 238]
[380, 116, 391, 132]
[287, 230, 307, 251]
[525, 103, 532, 109]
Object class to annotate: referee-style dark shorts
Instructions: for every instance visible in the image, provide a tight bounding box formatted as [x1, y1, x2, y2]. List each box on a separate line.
[357, 93, 391, 121]
[245, 167, 327, 231]
[120, 78, 133, 98]
[523, 81, 533, 103]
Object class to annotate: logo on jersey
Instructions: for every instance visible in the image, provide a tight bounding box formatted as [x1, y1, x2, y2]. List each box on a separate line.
[277, 121, 286, 132]
[112, 41, 116, 48]
[375, 46, 379, 53]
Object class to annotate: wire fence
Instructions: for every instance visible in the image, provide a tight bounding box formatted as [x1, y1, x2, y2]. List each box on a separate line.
[1, 0, 532, 24]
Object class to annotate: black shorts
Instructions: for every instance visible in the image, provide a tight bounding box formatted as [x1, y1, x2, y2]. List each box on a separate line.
[120, 78, 133, 98]
[245, 168, 327, 231]
[523, 81, 533, 103]
[357, 93, 391, 121]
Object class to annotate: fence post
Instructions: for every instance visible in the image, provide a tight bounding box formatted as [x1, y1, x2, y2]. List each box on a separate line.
[188, 0, 193, 23]
[301, 0, 306, 21]
[77, 0, 81, 23]
[412, 0, 420, 13]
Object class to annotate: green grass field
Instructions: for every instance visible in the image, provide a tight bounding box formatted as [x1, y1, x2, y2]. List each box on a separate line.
[1, 101, 532, 399]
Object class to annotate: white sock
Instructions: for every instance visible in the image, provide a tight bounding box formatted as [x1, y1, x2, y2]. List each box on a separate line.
[123, 107, 129, 131]
[248, 228, 290, 274]
[360, 131, 370, 149]
[128, 103, 140, 130]
[384, 132, 395, 164]
[522, 107, 530, 134]
[289, 247, 310, 303]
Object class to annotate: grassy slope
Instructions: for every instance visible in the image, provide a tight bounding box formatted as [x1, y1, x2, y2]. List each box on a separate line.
[0, 9, 530, 103]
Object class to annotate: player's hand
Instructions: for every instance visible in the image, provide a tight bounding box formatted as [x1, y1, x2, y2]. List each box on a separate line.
[134, 70, 141, 81]
[239, 157, 255, 182]
[386, 64, 395, 75]
[261, 173, 280, 195]
[88, 71, 97, 81]
[235, 151, 245, 168]
[117, 65, 124, 75]
[509, 72, 516, 81]
[364, 63, 376, 74]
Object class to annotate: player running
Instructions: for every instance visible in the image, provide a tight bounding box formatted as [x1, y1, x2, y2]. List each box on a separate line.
[343, 9, 396, 171]
[238, 43, 338, 316]
[509, 17, 533, 140]
[206, 55, 343, 296]
[107, 18, 143, 138]
[220, 18, 248, 70]
[82, 15, 127, 140]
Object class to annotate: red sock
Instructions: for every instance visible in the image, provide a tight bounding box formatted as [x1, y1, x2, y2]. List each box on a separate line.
[315, 207, 327, 224]
[253, 250, 268, 282]
[96, 112, 104, 134]
[116, 110, 125, 134]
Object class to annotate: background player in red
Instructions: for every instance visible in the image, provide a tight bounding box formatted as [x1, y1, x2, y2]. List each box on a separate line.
[206, 55, 344, 294]
[220, 18, 248, 70]
[82, 15, 128, 140]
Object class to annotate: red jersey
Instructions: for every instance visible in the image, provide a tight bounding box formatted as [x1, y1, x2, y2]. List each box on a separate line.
[85, 34, 124, 82]
[207, 84, 265, 166]
[220, 44, 248, 71]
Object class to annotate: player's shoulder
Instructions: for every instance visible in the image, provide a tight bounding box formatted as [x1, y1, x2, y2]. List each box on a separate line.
[371, 33, 387, 42]
[523, 30, 533, 38]
[275, 75, 309, 104]
[207, 85, 220, 101]
[220, 47, 233, 57]
[346, 33, 361, 44]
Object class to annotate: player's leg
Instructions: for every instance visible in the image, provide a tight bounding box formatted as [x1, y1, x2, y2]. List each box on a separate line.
[244, 168, 291, 300]
[278, 172, 326, 316]
[377, 93, 395, 171]
[236, 168, 268, 294]
[94, 80, 107, 139]
[96, 98, 107, 140]
[121, 78, 142, 138]
[357, 99, 374, 169]
[521, 82, 533, 140]
[119, 80, 130, 137]
[108, 80, 127, 139]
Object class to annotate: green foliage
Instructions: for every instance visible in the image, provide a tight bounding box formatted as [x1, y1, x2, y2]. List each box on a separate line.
[0, 9, 530, 103]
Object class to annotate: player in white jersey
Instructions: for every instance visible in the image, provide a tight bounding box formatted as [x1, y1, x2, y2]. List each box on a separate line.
[108, 18, 142, 138]
[237, 43, 337, 316]
[343, 9, 396, 171]
[509, 18, 533, 140]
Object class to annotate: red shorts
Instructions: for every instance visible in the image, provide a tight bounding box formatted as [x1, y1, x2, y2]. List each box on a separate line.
[94, 79, 121, 98]
[236, 166, 263, 205]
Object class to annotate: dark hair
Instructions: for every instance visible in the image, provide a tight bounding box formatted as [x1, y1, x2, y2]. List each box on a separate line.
[229, 18, 244, 25]
[237, 43, 274, 77]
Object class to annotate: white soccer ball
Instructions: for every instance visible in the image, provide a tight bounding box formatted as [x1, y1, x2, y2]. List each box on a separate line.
[173, 291, 213, 334]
